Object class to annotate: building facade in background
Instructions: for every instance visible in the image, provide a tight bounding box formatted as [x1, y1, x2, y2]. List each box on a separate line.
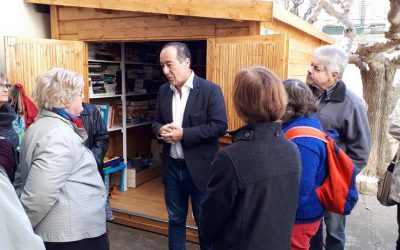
[0, 1, 50, 73]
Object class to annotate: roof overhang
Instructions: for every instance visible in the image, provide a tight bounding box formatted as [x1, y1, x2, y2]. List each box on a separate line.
[26, 0, 274, 22]
[26, 0, 334, 44]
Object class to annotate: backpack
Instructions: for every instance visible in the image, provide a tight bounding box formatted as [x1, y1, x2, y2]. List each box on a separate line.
[285, 126, 359, 215]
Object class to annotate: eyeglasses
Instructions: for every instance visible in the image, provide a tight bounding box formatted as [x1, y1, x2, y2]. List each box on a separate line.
[0, 83, 12, 91]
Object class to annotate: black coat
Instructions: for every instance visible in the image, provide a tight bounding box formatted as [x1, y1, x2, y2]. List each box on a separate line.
[81, 103, 109, 172]
[199, 122, 301, 250]
[0, 138, 15, 181]
[152, 75, 227, 191]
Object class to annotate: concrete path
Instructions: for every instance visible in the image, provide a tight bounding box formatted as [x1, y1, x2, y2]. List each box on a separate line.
[108, 194, 398, 249]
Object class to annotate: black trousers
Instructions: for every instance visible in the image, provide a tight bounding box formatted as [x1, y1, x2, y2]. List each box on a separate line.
[44, 233, 109, 250]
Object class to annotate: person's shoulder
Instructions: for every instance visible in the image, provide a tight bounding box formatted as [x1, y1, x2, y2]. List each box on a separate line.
[344, 87, 366, 110]
[194, 75, 220, 90]
[284, 115, 323, 131]
[158, 82, 171, 92]
[82, 102, 97, 112]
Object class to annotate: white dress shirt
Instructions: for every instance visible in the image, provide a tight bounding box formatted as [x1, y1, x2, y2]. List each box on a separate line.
[169, 71, 194, 159]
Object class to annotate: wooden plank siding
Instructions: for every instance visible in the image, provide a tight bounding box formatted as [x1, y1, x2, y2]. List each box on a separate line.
[287, 38, 319, 80]
[4, 37, 88, 99]
[54, 6, 253, 41]
[25, 0, 274, 22]
[272, 5, 334, 45]
[208, 35, 289, 131]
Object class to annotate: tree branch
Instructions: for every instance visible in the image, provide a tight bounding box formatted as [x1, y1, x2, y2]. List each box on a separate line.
[307, 0, 356, 52]
[357, 40, 400, 59]
[307, 0, 323, 23]
[304, 0, 319, 20]
[387, 50, 400, 68]
[385, 0, 400, 39]
[290, 0, 305, 16]
[348, 54, 366, 70]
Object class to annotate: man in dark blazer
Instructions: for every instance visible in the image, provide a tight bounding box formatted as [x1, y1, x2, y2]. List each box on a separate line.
[152, 42, 227, 250]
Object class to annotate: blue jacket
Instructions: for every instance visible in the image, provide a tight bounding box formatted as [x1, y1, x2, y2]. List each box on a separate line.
[282, 114, 327, 223]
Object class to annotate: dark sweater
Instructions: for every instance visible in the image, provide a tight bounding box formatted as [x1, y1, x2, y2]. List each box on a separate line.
[0, 103, 18, 181]
[312, 81, 371, 173]
[199, 122, 301, 250]
[0, 139, 15, 181]
[0, 103, 18, 150]
[282, 114, 327, 223]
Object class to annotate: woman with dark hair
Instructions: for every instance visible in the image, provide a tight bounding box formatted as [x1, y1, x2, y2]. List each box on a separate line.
[281, 79, 327, 250]
[0, 72, 19, 182]
[200, 67, 301, 250]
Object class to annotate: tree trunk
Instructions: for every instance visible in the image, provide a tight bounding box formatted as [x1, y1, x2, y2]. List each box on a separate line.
[361, 62, 396, 177]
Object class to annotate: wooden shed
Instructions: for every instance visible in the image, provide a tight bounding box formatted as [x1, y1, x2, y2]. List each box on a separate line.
[7, 0, 334, 241]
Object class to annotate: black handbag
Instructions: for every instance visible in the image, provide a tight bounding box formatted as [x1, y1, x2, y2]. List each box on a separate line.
[377, 154, 397, 206]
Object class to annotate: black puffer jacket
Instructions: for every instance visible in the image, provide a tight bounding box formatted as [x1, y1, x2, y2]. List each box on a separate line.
[81, 103, 109, 173]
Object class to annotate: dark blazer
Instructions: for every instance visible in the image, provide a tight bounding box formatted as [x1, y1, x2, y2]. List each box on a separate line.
[152, 74, 227, 191]
[199, 123, 301, 250]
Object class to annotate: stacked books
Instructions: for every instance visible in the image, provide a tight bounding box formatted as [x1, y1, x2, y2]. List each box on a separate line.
[115, 99, 156, 125]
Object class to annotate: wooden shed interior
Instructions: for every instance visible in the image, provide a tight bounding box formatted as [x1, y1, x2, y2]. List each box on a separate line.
[8, 0, 334, 240]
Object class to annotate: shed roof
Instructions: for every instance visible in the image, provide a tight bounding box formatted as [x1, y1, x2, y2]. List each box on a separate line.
[26, 0, 334, 43]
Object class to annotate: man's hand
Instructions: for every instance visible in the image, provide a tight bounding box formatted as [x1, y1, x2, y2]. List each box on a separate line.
[159, 123, 183, 144]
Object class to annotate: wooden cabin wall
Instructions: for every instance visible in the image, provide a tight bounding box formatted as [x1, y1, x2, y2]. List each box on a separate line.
[4, 37, 88, 99]
[52, 7, 252, 41]
[287, 38, 321, 81]
[208, 35, 289, 131]
[264, 19, 330, 81]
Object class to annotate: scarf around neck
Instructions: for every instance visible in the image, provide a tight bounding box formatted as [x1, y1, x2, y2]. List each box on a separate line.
[53, 108, 83, 128]
[0, 103, 16, 128]
[0, 103, 19, 150]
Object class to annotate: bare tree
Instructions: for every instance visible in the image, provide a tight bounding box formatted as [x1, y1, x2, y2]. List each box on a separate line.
[290, 0, 400, 176]
[290, 0, 306, 16]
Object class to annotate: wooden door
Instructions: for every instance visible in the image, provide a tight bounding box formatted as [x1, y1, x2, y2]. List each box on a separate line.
[207, 34, 289, 131]
[4, 37, 88, 99]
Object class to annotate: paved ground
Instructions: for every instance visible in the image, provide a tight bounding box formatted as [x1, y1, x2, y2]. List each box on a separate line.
[346, 194, 397, 249]
[108, 194, 398, 250]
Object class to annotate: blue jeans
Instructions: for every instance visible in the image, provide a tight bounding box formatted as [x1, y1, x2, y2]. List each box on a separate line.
[164, 157, 211, 250]
[310, 212, 346, 250]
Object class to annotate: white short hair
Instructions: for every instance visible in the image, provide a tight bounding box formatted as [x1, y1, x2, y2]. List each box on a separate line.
[314, 45, 348, 80]
[33, 68, 84, 109]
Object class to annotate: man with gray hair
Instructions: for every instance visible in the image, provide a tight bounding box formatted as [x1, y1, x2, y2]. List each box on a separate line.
[307, 45, 371, 250]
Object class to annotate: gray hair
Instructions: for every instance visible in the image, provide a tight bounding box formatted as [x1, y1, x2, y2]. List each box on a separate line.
[33, 68, 84, 109]
[314, 45, 348, 80]
[0, 73, 7, 84]
[162, 42, 191, 64]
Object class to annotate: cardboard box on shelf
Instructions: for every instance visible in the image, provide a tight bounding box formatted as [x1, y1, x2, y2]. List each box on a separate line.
[109, 164, 162, 188]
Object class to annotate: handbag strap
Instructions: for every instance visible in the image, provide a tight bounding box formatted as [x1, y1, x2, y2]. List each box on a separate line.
[388, 153, 398, 172]
[392, 153, 398, 163]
